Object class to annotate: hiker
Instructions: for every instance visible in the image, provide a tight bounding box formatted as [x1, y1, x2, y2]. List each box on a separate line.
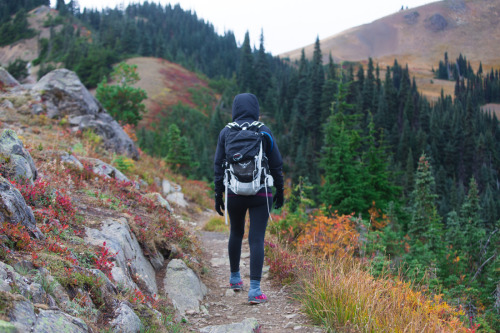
[214, 93, 284, 304]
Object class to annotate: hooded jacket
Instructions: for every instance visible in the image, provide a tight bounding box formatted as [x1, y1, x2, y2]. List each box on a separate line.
[214, 93, 284, 194]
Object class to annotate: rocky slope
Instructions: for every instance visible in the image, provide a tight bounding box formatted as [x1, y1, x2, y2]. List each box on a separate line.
[0, 68, 325, 332]
[0, 67, 209, 332]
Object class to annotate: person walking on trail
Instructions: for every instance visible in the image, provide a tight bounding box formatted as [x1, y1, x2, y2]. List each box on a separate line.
[213, 93, 284, 305]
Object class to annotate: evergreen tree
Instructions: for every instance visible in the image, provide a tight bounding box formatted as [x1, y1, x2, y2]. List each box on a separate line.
[254, 30, 271, 103]
[321, 78, 366, 215]
[165, 124, 198, 174]
[460, 177, 486, 271]
[237, 31, 255, 93]
[305, 36, 324, 151]
[408, 154, 442, 251]
[95, 62, 147, 125]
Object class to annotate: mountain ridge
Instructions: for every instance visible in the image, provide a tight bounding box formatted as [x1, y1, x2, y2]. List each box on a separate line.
[281, 0, 500, 71]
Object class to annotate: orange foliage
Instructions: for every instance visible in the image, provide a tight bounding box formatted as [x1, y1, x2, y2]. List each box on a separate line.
[297, 212, 359, 258]
[368, 201, 390, 230]
[122, 124, 138, 142]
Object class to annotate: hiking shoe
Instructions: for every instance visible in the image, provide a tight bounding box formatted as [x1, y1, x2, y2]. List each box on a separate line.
[248, 293, 267, 304]
[230, 281, 243, 291]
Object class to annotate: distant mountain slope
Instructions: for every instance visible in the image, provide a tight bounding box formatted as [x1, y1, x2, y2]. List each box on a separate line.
[281, 0, 500, 70]
[0, 6, 56, 82]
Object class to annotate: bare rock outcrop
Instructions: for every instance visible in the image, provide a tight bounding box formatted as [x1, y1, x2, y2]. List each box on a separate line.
[0, 176, 43, 239]
[85, 218, 158, 294]
[0, 67, 20, 87]
[32, 69, 139, 160]
[0, 129, 37, 184]
[164, 259, 207, 316]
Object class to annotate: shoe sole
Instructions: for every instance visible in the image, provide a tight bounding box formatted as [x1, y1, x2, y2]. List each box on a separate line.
[248, 298, 267, 304]
[249, 300, 267, 304]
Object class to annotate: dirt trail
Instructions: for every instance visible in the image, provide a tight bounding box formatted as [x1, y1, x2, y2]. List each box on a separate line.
[186, 212, 324, 332]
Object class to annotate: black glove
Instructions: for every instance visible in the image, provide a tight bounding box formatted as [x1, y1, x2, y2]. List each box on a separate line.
[273, 188, 284, 209]
[215, 192, 224, 216]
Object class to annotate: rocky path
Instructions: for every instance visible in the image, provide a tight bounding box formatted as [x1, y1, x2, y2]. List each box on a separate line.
[187, 213, 324, 333]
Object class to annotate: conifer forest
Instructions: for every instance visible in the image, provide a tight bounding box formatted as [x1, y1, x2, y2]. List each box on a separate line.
[2, 0, 499, 329]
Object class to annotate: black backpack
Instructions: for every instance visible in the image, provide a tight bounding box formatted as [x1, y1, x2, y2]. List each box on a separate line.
[223, 121, 274, 196]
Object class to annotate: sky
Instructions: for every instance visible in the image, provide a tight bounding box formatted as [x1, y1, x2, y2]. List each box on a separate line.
[50, 0, 438, 55]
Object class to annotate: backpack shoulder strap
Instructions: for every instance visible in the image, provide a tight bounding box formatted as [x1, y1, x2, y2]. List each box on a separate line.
[226, 122, 240, 129]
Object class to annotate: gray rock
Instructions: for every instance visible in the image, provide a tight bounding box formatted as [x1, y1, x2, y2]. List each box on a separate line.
[85, 158, 129, 182]
[31, 103, 44, 115]
[33, 309, 88, 333]
[166, 192, 188, 208]
[37, 268, 71, 308]
[0, 129, 38, 184]
[110, 302, 143, 333]
[162, 179, 172, 195]
[144, 192, 172, 212]
[85, 218, 158, 294]
[0, 262, 32, 299]
[199, 318, 259, 333]
[164, 259, 207, 315]
[8, 299, 36, 332]
[0, 319, 17, 333]
[32, 69, 100, 117]
[425, 13, 448, 32]
[0, 176, 43, 239]
[28, 282, 47, 304]
[60, 153, 83, 170]
[32, 69, 139, 160]
[1, 100, 14, 110]
[148, 250, 165, 271]
[0, 68, 20, 87]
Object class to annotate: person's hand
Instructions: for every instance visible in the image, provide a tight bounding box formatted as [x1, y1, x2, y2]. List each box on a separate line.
[215, 192, 224, 216]
[273, 188, 284, 209]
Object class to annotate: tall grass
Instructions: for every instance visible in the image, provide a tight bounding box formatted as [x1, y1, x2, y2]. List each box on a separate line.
[266, 243, 470, 332]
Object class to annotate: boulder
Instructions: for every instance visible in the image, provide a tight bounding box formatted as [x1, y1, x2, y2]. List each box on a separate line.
[33, 309, 88, 333]
[32, 69, 139, 160]
[84, 158, 129, 182]
[144, 192, 172, 212]
[0, 129, 37, 184]
[164, 259, 207, 315]
[199, 318, 260, 333]
[110, 302, 143, 333]
[7, 298, 36, 332]
[85, 218, 158, 294]
[32, 69, 100, 117]
[0, 68, 20, 88]
[60, 152, 83, 170]
[0, 176, 43, 239]
[166, 192, 187, 208]
[162, 179, 172, 195]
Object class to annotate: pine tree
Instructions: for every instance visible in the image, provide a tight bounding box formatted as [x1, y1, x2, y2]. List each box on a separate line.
[408, 154, 442, 250]
[95, 62, 147, 126]
[460, 177, 486, 271]
[321, 78, 366, 215]
[254, 30, 271, 103]
[237, 31, 255, 93]
[305, 36, 324, 151]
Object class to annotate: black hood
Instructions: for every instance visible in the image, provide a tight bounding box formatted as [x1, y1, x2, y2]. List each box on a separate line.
[231, 93, 259, 122]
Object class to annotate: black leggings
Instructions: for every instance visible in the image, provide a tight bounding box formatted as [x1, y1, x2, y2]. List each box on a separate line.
[227, 193, 272, 281]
